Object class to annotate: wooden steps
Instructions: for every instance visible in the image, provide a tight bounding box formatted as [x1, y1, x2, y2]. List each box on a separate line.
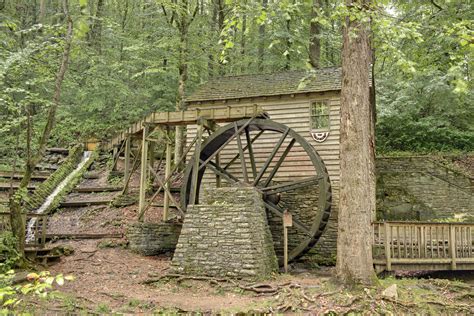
[0, 171, 50, 180]
[59, 199, 113, 207]
[25, 247, 61, 265]
[150, 204, 178, 209]
[73, 186, 122, 193]
[46, 147, 69, 154]
[46, 233, 123, 240]
[0, 183, 37, 191]
[152, 185, 181, 193]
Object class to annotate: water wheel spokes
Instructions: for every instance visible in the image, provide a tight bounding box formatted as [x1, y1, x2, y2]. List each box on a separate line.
[181, 118, 332, 264]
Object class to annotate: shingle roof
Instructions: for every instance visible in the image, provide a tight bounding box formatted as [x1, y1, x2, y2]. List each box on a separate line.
[185, 67, 342, 103]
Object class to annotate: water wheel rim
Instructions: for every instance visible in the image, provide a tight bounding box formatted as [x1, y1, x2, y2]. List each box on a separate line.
[181, 118, 332, 264]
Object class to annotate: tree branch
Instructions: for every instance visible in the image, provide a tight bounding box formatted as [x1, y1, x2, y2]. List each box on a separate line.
[430, 0, 443, 11]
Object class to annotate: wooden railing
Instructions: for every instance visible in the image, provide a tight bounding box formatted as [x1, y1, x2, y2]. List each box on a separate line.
[0, 212, 48, 249]
[373, 221, 474, 271]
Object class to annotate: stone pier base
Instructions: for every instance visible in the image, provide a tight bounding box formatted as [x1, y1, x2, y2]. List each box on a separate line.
[171, 187, 278, 279]
[127, 222, 182, 255]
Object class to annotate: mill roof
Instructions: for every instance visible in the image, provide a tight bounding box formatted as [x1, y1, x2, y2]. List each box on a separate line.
[185, 67, 342, 103]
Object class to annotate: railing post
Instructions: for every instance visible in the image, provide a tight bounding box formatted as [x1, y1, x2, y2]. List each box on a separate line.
[449, 224, 457, 270]
[123, 135, 131, 193]
[41, 216, 47, 249]
[384, 222, 391, 271]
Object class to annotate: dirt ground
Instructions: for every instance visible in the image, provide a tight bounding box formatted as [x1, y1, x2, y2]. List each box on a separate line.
[28, 238, 473, 314]
[14, 157, 474, 314]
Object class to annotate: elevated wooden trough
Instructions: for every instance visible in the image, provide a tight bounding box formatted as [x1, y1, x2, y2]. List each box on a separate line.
[373, 221, 474, 272]
[102, 104, 265, 151]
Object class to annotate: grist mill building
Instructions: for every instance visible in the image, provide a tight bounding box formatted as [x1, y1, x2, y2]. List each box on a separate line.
[185, 67, 346, 261]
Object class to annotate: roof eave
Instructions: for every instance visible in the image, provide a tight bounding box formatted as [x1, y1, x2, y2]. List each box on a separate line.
[185, 88, 342, 104]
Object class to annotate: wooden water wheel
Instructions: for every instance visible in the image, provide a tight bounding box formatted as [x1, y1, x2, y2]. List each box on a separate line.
[181, 118, 332, 264]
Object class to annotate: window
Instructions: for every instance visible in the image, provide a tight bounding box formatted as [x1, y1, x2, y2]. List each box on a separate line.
[310, 101, 330, 131]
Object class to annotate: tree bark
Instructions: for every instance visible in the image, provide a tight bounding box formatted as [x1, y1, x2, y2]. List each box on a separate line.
[9, 0, 73, 257]
[240, 7, 247, 73]
[90, 0, 104, 52]
[309, 0, 322, 68]
[257, 0, 268, 72]
[336, 0, 376, 285]
[174, 0, 198, 168]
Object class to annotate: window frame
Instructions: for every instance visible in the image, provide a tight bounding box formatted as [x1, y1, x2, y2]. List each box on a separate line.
[309, 100, 330, 132]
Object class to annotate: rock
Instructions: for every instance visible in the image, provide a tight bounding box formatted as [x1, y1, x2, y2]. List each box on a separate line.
[382, 284, 398, 300]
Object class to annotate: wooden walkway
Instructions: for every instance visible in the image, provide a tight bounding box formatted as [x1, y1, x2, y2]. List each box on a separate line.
[373, 221, 474, 272]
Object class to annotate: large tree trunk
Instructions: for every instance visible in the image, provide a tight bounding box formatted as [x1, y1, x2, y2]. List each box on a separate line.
[336, 0, 376, 285]
[9, 0, 73, 257]
[309, 0, 322, 68]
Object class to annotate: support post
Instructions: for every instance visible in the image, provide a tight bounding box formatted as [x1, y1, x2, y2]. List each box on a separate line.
[148, 141, 156, 181]
[215, 153, 221, 188]
[41, 216, 47, 249]
[138, 125, 149, 220]
[190, 120, 204, 205]
[112, 146, 118, 171]
[384, 222, 392, 271]
[449, 225, 457, 270]
[123, 135, 131, 193]
[283, 210, 292, 274]
[163, 128, 172, 221]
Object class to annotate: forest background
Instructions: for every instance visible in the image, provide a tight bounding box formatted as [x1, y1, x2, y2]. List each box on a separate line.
[0, 0, 472, 164]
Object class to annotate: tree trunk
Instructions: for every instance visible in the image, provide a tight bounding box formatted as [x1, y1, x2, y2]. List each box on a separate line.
[9, 0, 73, 257]
[309, 0, 321, 68]
[336, 0, 376, 285]
[39, 0, 46, 22]
[174, 0, 190, 168]
[90, 0, 104, 52]
[257, 0, 267, 72]
[285, 16, 291, 70]
[240, 9, 247, 73]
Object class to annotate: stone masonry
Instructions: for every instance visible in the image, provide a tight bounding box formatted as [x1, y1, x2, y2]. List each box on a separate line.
[171, 187, 278, 279]
[127, 222, 182, 255]
[377, 156, 473, 221]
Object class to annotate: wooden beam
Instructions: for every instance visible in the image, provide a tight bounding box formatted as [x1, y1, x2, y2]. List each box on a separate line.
[138, 125, 149, 217]
[253, 128, 289, 186]
[121, 142, 142, 195]
[123, 135, 131, 193]
[234, 122, 248, 183]
[190, 123, 204, 204]
[163, 129, 173, 220]
[137, 135, 198, 220]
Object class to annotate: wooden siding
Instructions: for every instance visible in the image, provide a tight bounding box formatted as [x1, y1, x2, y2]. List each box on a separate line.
[185, 91, 341, 199]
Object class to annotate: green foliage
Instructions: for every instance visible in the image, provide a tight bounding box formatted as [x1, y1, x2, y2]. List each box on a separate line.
[0, 233, 19, 274]
[0, 0, 472, 157]
[0, 270, 74, 313]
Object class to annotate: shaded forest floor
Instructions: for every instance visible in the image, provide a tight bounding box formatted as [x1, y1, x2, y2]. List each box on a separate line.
[17, 239, 474, 314]
[10, 157, 474, 314]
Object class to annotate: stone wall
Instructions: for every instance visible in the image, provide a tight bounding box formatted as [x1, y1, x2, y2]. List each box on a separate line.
[127, 222, 182, 255]
[286, 155, 473, 264]
[377, 156, 473, 221]
[171, 187, 278, 279]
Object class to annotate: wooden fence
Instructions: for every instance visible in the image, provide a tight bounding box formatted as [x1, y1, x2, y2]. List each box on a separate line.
[373, 221, 474, 272]
[0, 212, 48, 249]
